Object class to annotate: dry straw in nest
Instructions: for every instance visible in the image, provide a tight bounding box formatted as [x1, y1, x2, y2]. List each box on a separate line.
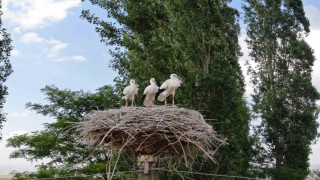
[80, 106, 225, 163]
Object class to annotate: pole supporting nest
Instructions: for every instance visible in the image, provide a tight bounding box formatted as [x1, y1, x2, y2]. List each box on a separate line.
[137, 155, 157, 180]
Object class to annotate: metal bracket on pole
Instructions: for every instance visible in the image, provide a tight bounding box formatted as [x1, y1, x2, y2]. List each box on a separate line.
[137, 155, 157, 180]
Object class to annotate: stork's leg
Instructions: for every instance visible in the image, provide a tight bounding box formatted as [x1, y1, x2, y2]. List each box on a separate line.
[131, 97, 134, 107]
[165, 98, 167, 106]
[172, 94, 175, 107]
[125, 99, 128, 107]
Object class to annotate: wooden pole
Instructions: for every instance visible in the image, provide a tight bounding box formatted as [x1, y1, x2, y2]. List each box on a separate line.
[137, 155, 157, 180]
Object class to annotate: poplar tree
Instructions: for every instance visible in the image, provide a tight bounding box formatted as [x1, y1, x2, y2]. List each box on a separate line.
[244, 0, 319, 178]
[0, 4, 13, 140]
[82, 0, 253, 176]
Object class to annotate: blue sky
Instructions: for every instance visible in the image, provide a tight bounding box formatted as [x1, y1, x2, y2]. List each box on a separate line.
[1, 0, 320, 175]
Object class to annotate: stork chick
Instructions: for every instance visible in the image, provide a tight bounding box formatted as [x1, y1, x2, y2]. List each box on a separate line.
[122, 79, 139, 107]
[156, 74, 182, 106]
[143, 78, 159, 107]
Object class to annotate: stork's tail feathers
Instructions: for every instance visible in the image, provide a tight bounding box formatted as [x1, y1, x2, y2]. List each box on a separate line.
[143, 100, 153, 107]
[143, 94, 153, 106]
[156, 88, 166, 102]
[155, 89, 165, 100]
[122, 96, 126, 100]
[157, 93, 167, 102]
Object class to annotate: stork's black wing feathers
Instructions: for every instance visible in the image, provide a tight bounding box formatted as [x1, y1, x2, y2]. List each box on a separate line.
[155, 88, 166, 100]
[142, 94, 146, 104]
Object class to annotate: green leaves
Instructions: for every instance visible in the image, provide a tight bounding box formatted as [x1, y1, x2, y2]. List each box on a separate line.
[244, 0, 319, 179]
[7, 85, 122, 177]
[7, 131, 58, 161]
[0, 14, 13, 139]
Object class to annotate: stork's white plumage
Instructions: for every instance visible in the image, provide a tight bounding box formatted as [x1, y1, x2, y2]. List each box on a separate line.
[122, 79, 139, 107]
[156, 74, 182, 106]
[143, 78, 159, 107]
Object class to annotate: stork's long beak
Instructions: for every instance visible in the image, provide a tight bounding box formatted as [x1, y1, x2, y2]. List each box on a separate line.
[178, 77, 183, 82]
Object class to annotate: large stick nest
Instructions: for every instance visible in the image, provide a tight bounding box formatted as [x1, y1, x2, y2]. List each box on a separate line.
[80, 106, 224, 160]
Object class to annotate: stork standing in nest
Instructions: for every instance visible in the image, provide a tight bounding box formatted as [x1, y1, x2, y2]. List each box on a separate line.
[123, 79, 139, 107]
[156, 74, 182, 106]
[143, 78, 159, 107]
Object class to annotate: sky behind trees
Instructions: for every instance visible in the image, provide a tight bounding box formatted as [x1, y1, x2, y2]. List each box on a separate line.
[1, 0, 320, 175]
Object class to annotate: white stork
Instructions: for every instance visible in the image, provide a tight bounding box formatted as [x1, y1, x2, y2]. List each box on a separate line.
[156, 74, 182, 106]
[122, 79, 139, 107]
[143, 78, 159, 107]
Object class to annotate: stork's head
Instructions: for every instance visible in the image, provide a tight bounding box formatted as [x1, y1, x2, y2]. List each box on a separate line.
[150, 78, 156, 84]
[130, 79, 136, 84]
[170, 74, 183, 81]
[170, 74, 178, 79]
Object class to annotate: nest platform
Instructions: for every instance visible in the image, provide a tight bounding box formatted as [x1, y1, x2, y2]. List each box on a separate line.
[80, 106, 224, 159]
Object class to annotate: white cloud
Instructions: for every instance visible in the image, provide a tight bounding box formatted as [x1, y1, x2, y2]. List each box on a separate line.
[305, 6, 320, 93]
[46, 38, 68, 58]
[239, 34, 254, 100]
[53, 57, 68, 62]
[53, 55, 87, 62]
[310, 144, 320, 167]
[305, 5, 320, 30]
[20, 32, 43, 43]
[13, 27, 21, 34]
[8, 111, 33, 118]
[0, 131, 36, 176]
[306, 30, 320, 91]
[8, 130, 29, 137]
[2, 0, 81, 30]
[11, 49, 20, 56]
[71, 55, 87, 62]
[17, 35, 86, 62]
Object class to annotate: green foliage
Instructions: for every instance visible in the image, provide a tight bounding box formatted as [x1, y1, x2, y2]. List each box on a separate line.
[271, 167, 310, 180]
[82, 0, 253, 177]
[244, 0, 319, 179]
[0, 9, 13, 139]
[7, 85, 137, 179]
[11, 165, 108, 180]
[8, 0, 254, 178]
[11, 166, 61, 180]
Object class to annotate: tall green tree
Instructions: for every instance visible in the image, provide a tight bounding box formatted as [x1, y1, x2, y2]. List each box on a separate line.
[82, 0, 253, 177]
[7, 85, 136, 179]
[244, 0, 319, 179]
[0, 5, 13, 140]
